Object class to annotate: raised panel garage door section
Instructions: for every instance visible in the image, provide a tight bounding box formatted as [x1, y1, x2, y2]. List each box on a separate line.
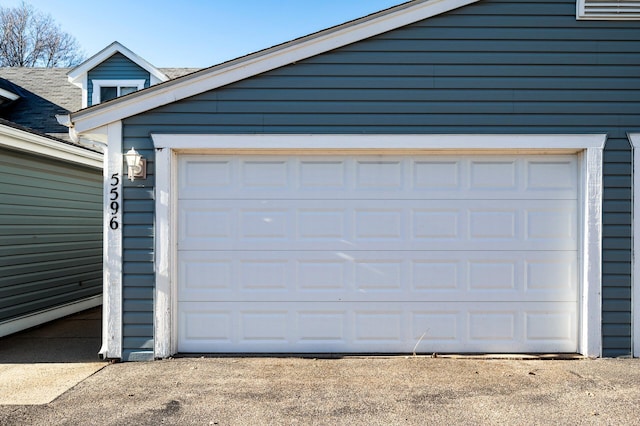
[177, 154, 579, 354]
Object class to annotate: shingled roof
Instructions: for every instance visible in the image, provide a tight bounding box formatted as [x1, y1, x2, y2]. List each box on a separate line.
[0, 66, 199, 138]
[0, 68, 78, 136]
[160, 68, 200, 80]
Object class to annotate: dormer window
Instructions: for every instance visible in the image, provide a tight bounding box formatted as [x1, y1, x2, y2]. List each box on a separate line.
[92, 79, 145, 105]
[100, 85, 137, 102]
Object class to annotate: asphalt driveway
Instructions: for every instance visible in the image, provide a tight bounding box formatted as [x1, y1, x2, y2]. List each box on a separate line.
[1, 356, 640, 425]
[1, 308, 639, 425]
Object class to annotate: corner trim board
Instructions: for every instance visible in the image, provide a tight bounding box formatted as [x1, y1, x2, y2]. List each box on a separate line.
[154, 146, 175, 358]
[151, 133, 605, 357]
[100, 121, 123, 359]
[581, 146, 604, 357]
[629, 133, 640, 358]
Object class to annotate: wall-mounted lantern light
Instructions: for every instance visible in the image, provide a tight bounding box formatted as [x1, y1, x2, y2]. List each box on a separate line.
[124, 147, 146, 181]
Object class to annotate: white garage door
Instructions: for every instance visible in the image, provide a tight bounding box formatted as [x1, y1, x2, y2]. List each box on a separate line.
[177, 154, 579, 353]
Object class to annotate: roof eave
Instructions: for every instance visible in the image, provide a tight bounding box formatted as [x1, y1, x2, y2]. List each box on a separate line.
[70, 0, 480, 134]
[67, 41, 169, 85]
[0, 122, 103, 168]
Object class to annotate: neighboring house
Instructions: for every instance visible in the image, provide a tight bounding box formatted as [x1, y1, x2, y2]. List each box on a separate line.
[0, 119, 103, 336]
[0, 42, 196, 338]
[60, 0, 640, 361]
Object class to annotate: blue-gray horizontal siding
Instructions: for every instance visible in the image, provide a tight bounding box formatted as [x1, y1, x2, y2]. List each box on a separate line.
[120, 177, 154, 361]
[121, 0, 639, 358]
[87, 52, 150, 107]
[0, 147, 102, 325]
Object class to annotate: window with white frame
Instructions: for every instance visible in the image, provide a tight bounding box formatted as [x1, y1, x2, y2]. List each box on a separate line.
[91, 79, 145, 105]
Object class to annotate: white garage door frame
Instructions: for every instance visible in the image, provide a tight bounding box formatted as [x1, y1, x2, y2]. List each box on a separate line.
[629, 133, 640, 358]
[151, 134, 606, 358]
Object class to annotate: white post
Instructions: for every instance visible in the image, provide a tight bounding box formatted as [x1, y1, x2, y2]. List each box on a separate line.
[100, 121, 123, 359]
[154, 146, 174, 358]
[582, 146, 604, 357]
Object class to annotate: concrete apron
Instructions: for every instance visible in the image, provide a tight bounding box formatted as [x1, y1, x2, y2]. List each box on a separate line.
[0, 363, 106, 404]
[0, 307, 107, 405]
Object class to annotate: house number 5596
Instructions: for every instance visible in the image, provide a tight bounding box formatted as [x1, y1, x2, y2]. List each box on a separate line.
[109, 173, 120, 230]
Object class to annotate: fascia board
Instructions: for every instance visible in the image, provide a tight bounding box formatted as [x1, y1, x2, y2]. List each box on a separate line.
[68, 41, 168, 84]
[68, 42, 122, 82]
[0, 124, 103, 168]
[71, 0, 481, 134]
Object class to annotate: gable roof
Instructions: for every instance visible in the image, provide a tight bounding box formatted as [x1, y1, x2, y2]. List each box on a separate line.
[68, 0, 481, 135]
[68, 41, 170, 86]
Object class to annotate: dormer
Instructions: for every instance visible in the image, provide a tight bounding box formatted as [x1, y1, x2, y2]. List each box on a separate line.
[67, 41, 169, 108]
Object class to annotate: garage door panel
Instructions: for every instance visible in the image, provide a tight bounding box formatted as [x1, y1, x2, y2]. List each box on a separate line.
[179, 155, 577, 200]
[178, 199, 577, 251]
[178, 301, 577, 353]
[177, 152, 579, 354]
[178, 250, 577, 302]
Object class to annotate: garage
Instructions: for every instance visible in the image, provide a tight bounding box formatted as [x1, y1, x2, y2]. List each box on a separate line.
[175, 151, 579, 354]
[66, 0, 633, 361]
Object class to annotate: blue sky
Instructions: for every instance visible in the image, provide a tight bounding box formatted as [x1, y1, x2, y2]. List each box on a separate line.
[1, 1, 407, 68]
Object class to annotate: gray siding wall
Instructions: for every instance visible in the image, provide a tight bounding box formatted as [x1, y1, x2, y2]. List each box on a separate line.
[121, 0, 640, 360]
[87, 52, 150, 106]
[0, 147, 102, 328]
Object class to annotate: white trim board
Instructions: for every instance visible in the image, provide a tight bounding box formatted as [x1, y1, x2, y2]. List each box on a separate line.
[151, 133, 605, 358]
[154, 143, 176, 358]
[582, 146, 604, 357]
[0, 123, 102, 168]
[630, 133, 640, 358]
[70, 0, 481, 134]
[152, 133, 606, 152]
[99, 121, 123, 360]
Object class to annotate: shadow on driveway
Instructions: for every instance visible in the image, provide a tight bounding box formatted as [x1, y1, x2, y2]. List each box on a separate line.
[0, 307, 102, 364]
